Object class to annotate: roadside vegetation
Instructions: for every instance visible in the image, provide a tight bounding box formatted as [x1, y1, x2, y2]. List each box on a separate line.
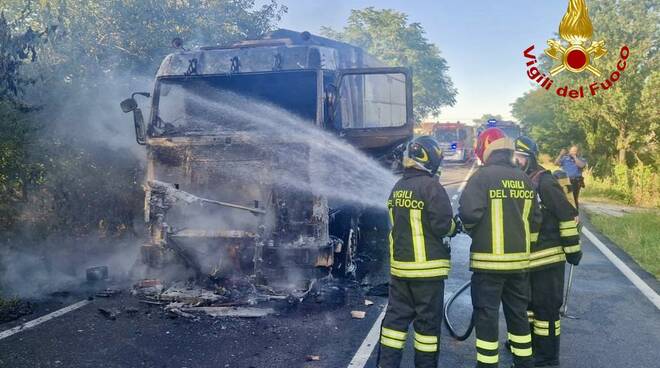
[0, 2, 457, 306]
[589, 211, 660, 279]
[321, 7, 457, 121]
[0, 297, 32, 323]
[0, 0, 287, 303]
[582, 165, 660, 208]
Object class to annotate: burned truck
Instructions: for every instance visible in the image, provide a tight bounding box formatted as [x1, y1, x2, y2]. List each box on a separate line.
[120, 29, 413, 288]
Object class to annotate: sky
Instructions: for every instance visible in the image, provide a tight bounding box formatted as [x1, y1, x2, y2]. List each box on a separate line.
[257, 0, 570, 123]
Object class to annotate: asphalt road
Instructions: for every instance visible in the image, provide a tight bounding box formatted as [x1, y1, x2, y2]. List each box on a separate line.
[1, 163, 659, 368]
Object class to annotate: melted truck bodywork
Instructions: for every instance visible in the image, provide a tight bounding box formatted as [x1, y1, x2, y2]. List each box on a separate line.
[122, 29, 414, 287]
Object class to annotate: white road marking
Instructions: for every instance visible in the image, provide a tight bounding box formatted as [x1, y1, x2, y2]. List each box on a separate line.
[455, 162, 476, 196]
[347, 164, 477, 368]
[448, 162, 476, 202]
[582, 227, 660, 310]
[347, 304, 387, 367]
[0, 299, 91, 341]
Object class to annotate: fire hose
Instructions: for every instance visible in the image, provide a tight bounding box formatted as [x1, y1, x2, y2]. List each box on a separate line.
[443, 266, 579, 340]
[443, 280, 474, 341]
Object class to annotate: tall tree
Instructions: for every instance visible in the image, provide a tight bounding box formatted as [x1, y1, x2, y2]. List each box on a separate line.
[0, 12, 46, 231]
[0, 0, 287, 237]
[512, 90, 588, 161]
[3, 0, 287, 84]
[322, 7, 457, 121]
[511, 0, 658, 169]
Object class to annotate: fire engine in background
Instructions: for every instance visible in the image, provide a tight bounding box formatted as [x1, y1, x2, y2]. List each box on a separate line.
[476, 119, 523, 140]
[432, 122, 475, 163]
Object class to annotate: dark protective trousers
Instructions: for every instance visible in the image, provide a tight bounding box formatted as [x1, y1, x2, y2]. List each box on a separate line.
[530, 264, 565, 366]
[378, 278, 444, 368]
[569, 177, 582, 210]
[471, 272, 533, 368]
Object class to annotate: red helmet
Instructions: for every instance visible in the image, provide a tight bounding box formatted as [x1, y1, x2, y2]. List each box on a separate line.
[475, 128, 511, 163]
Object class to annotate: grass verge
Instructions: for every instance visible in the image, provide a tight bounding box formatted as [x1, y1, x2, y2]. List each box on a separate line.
[589, 211, 660, 279]
[0, 296, 33, 323]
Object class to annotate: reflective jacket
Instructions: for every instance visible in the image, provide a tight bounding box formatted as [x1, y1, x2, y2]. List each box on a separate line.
[459, 151, 542, 273]
[528, 169, 581, 270]
[387, 169, 455, 280]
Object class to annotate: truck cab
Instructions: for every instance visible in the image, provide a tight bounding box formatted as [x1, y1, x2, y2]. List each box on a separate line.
[476, 119, 523, 140]
[120, 30, 413, 286]
[432, 122, 474, 163]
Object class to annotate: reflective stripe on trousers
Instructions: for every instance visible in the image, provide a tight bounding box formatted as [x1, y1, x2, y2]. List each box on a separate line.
[533, 319, 561, 336]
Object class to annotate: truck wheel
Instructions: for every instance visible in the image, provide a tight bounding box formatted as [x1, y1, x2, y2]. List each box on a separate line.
[340, 219, 359, 278]
[331, 213, 359, 279]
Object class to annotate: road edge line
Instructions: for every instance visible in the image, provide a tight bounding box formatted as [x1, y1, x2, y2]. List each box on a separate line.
[582, 227, 660, 310]
[0, 299, 91, 341]
[450, 162, 476, 201]
[347, 304, 387, 368]
[456, 162, 476, 195]
[348, 163, 477, 367]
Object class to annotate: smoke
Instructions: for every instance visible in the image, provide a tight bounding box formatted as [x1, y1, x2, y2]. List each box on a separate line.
[29, 76, 154, 158]
[176, 89, 398, 208]
[0, 74, 401, 298]
[0, 238, 140, 298]
[0, 75, 153, 299]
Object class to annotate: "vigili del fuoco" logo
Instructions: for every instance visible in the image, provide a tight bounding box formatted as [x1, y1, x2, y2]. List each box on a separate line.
[523, 0, 630, 99]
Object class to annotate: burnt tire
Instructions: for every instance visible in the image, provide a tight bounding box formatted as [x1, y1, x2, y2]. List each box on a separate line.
[330, 209, 360, 278]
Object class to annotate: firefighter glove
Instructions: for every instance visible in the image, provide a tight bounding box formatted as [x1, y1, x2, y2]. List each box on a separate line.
[451, 214, 464, 236]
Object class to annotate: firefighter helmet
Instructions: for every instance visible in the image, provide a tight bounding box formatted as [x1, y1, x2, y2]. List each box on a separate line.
[475, 128, 513, 163]
[514, 136, 539, 158]
[513, 136, 540, 172]
[404, 136, 444, 175]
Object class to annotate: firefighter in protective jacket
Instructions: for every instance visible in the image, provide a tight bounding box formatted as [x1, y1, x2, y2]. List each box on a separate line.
[458, 128, 541, 368]
[513, 136, 581, 367]
[379, 136, 457, 368]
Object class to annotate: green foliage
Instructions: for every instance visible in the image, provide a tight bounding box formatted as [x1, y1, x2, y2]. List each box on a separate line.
[321, 7, 457, 120]
[512, 0, 658, 173]
[0, 102, 43, 232]
[583, 163, 660, 207]
[0, 296, 32, 322]
[590, 211, 660, 278]
[4, 0, 286, 83]
[0, 12, 46, 233]
[0, 1, 286, 239]
[0, 12, 43, 98]
[512, 90, 586, 157]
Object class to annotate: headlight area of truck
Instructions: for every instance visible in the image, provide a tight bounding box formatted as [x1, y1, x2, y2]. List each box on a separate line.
[445, 149, 464, 160]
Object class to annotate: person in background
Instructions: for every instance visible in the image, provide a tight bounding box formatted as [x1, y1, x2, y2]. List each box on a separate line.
[554, 146, 586, 209]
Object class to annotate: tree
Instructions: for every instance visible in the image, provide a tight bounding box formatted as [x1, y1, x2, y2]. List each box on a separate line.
[512, 90, 587, 160]
[0, 12, 46, 232]
[321, 7, 457, 121]
[3, 0, 287, 84]
[511, 0, 658, 170]
[566, 0, 659, 166]
[0, 11, 46, 99]
[0, 0, 287, 237]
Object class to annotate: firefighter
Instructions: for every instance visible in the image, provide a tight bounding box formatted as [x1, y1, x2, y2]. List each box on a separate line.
[458, 128, 541, 368]
[513, 136, 582, 367]
[379, 136, 458, 368]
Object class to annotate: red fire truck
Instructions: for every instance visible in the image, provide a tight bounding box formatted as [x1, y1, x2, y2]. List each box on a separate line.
[432, 122, 475, 162]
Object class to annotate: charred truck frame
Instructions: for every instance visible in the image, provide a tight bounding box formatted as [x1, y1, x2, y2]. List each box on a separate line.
[121, 30, 413, 288]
